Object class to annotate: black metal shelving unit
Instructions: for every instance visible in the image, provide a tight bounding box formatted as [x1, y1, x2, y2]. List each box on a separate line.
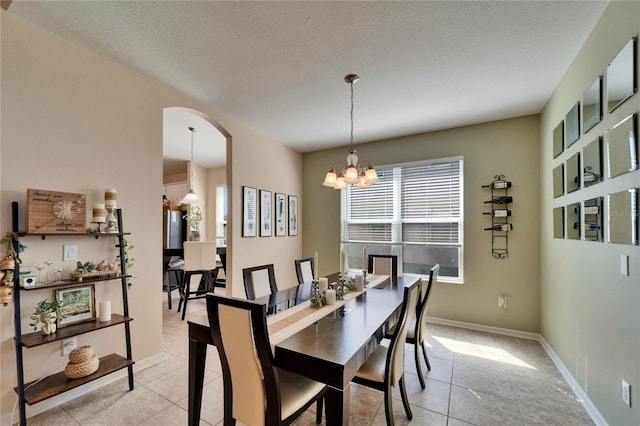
[11, 206, 134, 425]
[484, 175, 512, 259]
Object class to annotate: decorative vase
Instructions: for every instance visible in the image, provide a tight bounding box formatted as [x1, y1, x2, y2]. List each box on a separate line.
[190, 230, 200, 241]
[40, 313, 57, 335]
[0, 285, 14, 306]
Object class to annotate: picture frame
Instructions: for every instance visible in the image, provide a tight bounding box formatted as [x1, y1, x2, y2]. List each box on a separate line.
[259, 189, 272, 237]
[275, 193, 287, 236]
[56, 284, 95, 327]
[242, 186, 257, 237]
[288, 195, 298, 236]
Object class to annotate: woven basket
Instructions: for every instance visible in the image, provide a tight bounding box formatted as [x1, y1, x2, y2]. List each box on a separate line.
[65, 355, 99, 379]
[69, 270, 117, 281]
[68, 345, 94, 364]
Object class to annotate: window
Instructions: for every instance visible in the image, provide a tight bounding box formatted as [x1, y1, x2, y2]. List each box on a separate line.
[216, 185, 227, 247]
[341, 157, 463, 282]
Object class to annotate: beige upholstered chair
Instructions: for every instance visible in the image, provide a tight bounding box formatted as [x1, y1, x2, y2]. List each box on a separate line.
[386, 264, 439, 389]
[352, 283, 420, 426]
[367, 254, 398, 281]
[242, 264, 278, 300]
[178, 241, 218, 320]
[207, 293, 326, 425]
[294, 257, 315, 284]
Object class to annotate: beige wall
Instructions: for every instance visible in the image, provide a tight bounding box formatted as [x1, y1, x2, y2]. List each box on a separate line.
[206, 166, 226, 241]
[0, 11, 301, 420]
[540, 2, 640, 425]
[302, 115, 541, 332]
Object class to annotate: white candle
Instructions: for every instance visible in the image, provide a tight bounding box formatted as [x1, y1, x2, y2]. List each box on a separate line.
[92, 203, 106, 222]
[363, 247, 367, 269]
[325, 289, 336, 305]
[355, 274, 364, 291]
[319, 277, 328, 293]
[99, 301, 111, 322]
[340, 248, 345, 277]
[314, 252, 318, 280]
[105, 188, 117, 208]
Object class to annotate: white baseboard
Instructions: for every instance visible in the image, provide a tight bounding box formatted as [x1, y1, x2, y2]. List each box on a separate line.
[1, 352, 166, 425]
[426, 316, 607, 426]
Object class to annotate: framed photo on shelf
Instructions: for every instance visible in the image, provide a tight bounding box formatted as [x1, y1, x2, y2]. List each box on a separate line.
[275, 193, 286, 236]
[288, 195, 298, 236]
[56, 284, 95, 327]
[260, 189, 272, 237]
[243, 186, 257, 237]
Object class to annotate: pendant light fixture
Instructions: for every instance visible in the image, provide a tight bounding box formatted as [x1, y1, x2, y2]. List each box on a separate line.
[180, 126, 202, 205]
[323, 74, 378, 189]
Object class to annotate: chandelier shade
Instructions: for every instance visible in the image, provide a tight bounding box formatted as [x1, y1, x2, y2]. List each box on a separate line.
[322, 74, 378, 189]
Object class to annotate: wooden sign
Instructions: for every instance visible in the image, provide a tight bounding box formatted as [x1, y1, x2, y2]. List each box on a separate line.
[26, 189, 86, 234]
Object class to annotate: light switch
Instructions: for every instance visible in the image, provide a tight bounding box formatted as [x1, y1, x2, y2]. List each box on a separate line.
[63, 245, 78, 262]
[620, 254, 629, 276]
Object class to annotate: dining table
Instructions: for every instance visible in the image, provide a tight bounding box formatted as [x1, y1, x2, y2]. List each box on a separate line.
[187, 273, 420, 426]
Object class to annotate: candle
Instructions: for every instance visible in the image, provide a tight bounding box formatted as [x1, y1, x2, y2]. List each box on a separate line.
[363, 247, 367, 269]
[92, 203, 106, 223]
[319, 277, 328, 293]
[340, 248, 345, 277]
[355, 274, 364, 291]
[104, 188, 117, 208]
[314, 252, 318, 279]
[325, 289, 336, 305]
[99, 301, 111, 322]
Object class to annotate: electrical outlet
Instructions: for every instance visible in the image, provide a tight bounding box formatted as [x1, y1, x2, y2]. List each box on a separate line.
[622, 379, 631, 407]
[498, 296, 507, 308]
[62, 337, 77, 356]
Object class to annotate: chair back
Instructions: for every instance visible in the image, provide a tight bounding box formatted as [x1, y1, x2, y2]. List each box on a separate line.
[386, 283, 419, 386]
[367, 254, 398, 278]
[416, 264, 439, 343]
[243, 264, 278, 300]
[294, 257, 315, 284]
[183, 241, 217, 272]
[207, 294, 280, 426]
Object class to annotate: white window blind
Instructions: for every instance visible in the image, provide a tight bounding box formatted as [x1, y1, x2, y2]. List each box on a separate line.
[341, 157, 463, 281]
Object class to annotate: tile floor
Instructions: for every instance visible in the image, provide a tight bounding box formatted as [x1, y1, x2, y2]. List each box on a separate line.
[28, 291, 594, 425]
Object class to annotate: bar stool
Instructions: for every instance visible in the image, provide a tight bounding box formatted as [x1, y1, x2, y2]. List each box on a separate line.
[178, 241, 218, 320]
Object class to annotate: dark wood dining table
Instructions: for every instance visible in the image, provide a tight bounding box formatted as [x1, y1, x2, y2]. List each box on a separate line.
[187, 274, 419, 425]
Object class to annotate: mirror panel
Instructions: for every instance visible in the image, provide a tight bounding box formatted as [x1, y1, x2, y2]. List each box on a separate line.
[607, 37, 636, 113]
[607, 113, 638, 178]
[565, 102, 580, 148]
[583, 197, 603, 242]
[553, 164, 564, 198]
[566, 152, 580, 193]
[608, 189, 638, 245]
[553, 207, 565, 239]
[553, 121, 564, 159]
[582, 76, 602, 133]
[582, 136, 603, 187]
[567, 203, 581, 240]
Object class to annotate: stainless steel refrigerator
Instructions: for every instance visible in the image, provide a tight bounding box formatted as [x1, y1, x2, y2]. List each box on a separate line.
[163, 209, 187, 249]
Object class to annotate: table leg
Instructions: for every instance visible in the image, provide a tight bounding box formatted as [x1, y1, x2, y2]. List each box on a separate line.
[325, 384, 351, 426]
[188, 337, 208, 426]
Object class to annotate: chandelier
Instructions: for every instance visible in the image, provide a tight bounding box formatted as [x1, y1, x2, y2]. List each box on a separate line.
[323, 74, 378, 189]
[180, 126, 202, 204]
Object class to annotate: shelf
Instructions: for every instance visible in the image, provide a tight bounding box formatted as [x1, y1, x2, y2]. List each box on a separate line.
[21, 275, 132, 291]
[20, 314, 133, 348]
[14, 353, 134, 405]
[19, 232, 131, 240]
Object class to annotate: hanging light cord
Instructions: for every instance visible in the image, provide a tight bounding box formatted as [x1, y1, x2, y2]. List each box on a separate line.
[189, 126, 195, 188]
[349, 80, 354, 151]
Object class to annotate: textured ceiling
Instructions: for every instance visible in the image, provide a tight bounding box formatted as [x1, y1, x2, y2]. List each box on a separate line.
[8, 0, 609, 162]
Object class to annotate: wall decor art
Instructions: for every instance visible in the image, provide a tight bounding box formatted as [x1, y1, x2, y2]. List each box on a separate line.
[56, 284, 95, 327]
[553, 164, 564, 198]
[607, 113, 637, 178]
[553, 206, 565, 239]
[275, 193, 286, 236]
[567, 202, 581, 240]
[583, 197, 603, 242]
[582, 136, 603, 187]
[582, 76, 602, 133]
[288, 195, 298, 236]
[566, 152, 580, 193]
[608, 188, 638, 245]
[26, 189, 87, 234]
[259, 189, 272, 237]
[242, 186, 257, 237]
[607, 37, 636, 113]
[565, 102, 580, 148]
[553, 121, 564, 159]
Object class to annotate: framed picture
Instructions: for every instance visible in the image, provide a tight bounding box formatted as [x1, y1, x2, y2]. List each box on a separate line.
[259, 189, 272, 237]
[275, 193, 286, 236]
[243, 186, 257, 237]
[56, 285, 95, 327]
[288, 195, 298, 236]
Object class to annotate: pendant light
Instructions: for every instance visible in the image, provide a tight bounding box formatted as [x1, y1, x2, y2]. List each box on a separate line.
[323, 74, 378, 189]
[180, 126, 202, 205]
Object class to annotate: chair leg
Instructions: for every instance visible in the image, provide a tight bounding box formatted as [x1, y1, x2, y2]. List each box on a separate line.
[181, 272, 190, 320]
[398, 375, 413, 420]
[421, 341, 431, 371]
[315, 397, 323, 424]
[414, 343, 426, 389]
[383, 382, 395, 426]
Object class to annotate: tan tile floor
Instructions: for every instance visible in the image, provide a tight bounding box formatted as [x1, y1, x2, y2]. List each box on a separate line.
[28, 291, 594, 425]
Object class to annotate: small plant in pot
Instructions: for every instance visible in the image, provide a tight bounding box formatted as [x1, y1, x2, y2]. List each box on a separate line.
[183, 205, 203, 241]
[29, 298, 63, 335]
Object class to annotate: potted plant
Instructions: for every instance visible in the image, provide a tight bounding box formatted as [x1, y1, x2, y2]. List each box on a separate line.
[29, 298, 63, 335]
[183, 205, 203, 241]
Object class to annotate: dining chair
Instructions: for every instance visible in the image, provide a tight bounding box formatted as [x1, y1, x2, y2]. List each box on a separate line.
[242, 264, 278, 300]
[294, 257, 315, 284]
[352, 282, 420, 426]
[214, 248, 227, 289]
[178, 241, 218, 320]
[367, 254, 398, 280]
[207, 293, 326, 425]
[385, 264, 439, 389]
